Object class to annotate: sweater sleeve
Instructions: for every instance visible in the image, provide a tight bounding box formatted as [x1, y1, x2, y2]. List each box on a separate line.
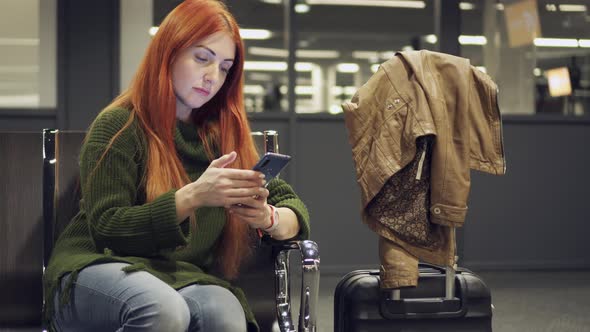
[80, 108, 188, 256]
[267, 178, 310, 240]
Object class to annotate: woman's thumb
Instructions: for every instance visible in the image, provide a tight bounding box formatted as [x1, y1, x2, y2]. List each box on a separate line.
[209, 151, 237, 168]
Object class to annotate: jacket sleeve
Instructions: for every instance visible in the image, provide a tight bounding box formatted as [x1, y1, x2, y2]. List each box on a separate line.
[468, 67, 506, 175]
[80, 109, 188, 257]
[267, 178, 310, 240]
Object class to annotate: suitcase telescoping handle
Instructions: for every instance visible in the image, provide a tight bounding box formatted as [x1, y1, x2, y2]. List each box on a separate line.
[383, 228, 463, 319]
[412, 263, 457, 300]
[390, 227, 458, 301]
[380, 265, 466, 319]
[390, 263, 456, 300]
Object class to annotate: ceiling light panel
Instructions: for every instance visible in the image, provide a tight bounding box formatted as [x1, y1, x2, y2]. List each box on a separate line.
[545, 4, 557, 12]
[534, 38, 579, 47]
[244, 61, 314, 72]
[240, 29, 273, 40]
[0, 38, 39, 46]
[249, 47, 288, 58]
[352, 51, 380, 60]
[459, 2, 475, 10]
[337, 63, 360, 73]
[458, 35, 487, 45]
[424, 34, 438, 44]
[149, 27, 272, 40]
[306, 0, 426, 9]
[249, 47, 340, 59]
[558, 4, 587, 12]
[297, 49, 341, 58]
[295, 5, 310, 13]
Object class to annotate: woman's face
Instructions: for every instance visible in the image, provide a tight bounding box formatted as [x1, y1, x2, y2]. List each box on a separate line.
[172, 31, 236, 119]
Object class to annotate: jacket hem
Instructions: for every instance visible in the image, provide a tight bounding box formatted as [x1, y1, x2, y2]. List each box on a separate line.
[364, 216, 455, 267]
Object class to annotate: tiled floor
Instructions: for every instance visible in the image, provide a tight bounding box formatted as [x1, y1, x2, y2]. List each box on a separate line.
[2, 271, 589, 332]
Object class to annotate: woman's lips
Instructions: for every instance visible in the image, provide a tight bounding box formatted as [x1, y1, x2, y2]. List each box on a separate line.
[194, 87, 210, 96]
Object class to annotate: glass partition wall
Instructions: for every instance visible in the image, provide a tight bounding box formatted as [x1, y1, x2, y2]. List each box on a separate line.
[293, 1, 435, 114]
[0, 0, 57, 109]
[225, 0, 288, 113]
[3, 0, 588, 115]
[226, 0, 436, 114]
[461, 0, 590, 116]
[225, 0, 589, 116]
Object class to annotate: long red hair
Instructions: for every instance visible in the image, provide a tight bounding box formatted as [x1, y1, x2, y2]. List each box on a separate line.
[98, 0, 258, 279]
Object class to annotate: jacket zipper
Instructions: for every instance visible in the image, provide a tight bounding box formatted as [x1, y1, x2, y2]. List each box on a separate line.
[415, 140, 427, 180]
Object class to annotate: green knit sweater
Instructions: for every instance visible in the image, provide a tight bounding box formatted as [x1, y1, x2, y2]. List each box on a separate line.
[43, 107, 310, 332]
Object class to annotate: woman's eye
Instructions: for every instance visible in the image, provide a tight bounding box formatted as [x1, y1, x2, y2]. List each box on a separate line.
[221, 67, 230, 73]
[195, 55, 208, 62]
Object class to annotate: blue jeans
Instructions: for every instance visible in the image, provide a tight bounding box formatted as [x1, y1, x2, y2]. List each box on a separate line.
[52, 262, 247, 332]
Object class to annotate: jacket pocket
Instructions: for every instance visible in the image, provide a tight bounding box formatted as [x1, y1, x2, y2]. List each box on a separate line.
[429, 203, 468, 227]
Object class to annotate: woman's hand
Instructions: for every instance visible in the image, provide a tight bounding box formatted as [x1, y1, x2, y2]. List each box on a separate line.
[175, 151, 266, 222]
[233, 202, 303, 240]
[228, 190, 272, 230]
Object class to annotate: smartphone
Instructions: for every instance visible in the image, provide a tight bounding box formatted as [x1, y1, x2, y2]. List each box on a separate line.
[253, 152, 291, 186]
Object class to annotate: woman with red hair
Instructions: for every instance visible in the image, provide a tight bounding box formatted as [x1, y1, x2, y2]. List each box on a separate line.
[43, 1, 309, 331]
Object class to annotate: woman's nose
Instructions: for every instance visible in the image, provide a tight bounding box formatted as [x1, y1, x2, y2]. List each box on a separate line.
[204, 64, 220, 85]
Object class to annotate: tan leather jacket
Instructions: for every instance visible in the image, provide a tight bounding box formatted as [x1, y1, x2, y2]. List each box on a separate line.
[342, 50, 506, 266]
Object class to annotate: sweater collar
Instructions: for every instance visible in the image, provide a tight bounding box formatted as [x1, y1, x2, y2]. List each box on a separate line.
[176, 119, 200, 142]
[175, 120, 213, 162]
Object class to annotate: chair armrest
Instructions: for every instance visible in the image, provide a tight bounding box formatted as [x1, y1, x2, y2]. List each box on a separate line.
[263, 238, 320, 332]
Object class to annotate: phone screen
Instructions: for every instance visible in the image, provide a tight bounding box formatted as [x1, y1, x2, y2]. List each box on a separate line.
[252, 152, 291, 186]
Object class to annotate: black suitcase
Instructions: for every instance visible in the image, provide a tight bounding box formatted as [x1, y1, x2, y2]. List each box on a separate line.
[334, 264, 492, 331]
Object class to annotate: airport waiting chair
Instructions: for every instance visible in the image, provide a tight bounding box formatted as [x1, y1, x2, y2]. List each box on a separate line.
[0, 129, 320, 332]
